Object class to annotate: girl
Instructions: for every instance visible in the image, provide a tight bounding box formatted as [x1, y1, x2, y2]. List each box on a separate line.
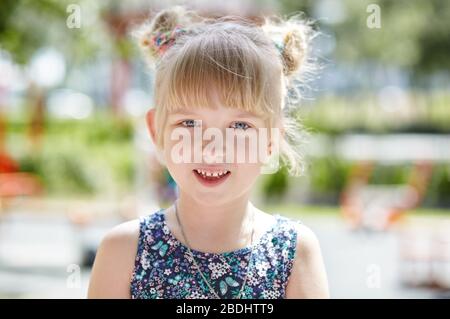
[88, 6, 329, 299]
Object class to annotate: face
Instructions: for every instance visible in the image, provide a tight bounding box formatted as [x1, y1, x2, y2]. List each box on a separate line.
[147, 103, 273, 206]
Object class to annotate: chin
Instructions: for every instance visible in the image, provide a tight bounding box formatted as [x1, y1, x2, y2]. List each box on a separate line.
[192, 191, 231, 205]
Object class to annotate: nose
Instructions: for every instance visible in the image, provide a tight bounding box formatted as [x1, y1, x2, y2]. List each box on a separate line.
[194, 126, 228, 165]
[202, 136, 226, 164]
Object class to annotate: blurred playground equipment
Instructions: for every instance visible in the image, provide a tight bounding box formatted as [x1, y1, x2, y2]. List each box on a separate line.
[341, 160, 433, 231]
[337, 134, 450, 291]
[337, 134, 450, 231]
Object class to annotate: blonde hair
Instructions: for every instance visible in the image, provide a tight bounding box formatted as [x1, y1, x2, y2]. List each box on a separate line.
[133, 6, 316, 176]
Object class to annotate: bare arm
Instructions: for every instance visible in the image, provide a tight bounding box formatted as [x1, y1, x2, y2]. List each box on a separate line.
[87, 219, 140, 299]
[285, 223, 330, 299]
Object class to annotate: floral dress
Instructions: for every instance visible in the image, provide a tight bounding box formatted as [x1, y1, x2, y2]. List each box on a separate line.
[130, 208, 301, 299]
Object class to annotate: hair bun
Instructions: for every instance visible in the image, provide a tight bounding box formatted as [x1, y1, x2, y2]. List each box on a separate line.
[281, 28, 307, 76]
[262, 14, 313, 77]
[150, 7, 183, 34]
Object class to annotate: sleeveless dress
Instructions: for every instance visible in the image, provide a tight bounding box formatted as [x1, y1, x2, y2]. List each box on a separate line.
[130, 208, 301, 299]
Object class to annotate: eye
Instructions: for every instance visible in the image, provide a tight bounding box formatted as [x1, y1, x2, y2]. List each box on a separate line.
[180, 119, 201, 127]
[230, 121, 251, 130]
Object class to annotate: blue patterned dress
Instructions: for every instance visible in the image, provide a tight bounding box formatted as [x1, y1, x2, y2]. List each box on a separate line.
[130, 208, 301, 299]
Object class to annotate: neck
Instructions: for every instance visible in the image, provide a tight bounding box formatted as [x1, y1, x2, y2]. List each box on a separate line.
[174, 190, 254, 250]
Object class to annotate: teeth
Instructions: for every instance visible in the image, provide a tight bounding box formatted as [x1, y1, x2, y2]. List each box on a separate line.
[195, 169, 229, 178]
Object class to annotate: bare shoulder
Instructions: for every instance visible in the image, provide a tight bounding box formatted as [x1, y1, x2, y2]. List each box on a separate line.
[285, 221, 330, 299]
[102, 218, 140, 248]
[293, 223, 321, 258]
[87, 218, 141, 299]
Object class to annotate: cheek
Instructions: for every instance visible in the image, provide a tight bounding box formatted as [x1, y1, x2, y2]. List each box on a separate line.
[163, 131, 184, 163]
[232, 163, 261, 182]
[232, 134, 270, 166]
[164, 157, 192, 190]
[163, 127, 197, 164]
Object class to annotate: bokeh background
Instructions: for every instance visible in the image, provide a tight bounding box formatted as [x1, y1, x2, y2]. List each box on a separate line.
[0, 0, 449, 298]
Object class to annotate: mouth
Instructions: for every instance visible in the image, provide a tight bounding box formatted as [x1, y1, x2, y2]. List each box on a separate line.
[193, 168, 231, 187]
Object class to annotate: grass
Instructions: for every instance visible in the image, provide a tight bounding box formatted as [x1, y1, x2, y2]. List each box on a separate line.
[263, 203, 450, 219]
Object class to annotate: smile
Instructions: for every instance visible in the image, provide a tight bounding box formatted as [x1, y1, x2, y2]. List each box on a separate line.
[193, 168, 231, 186]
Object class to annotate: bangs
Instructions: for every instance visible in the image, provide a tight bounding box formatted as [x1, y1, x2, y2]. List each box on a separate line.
[154, 33, 282, 119]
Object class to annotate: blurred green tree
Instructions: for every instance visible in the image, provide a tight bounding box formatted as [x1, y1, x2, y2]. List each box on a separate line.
[0, 0, 107, 65]
[277, 0, 450, 77]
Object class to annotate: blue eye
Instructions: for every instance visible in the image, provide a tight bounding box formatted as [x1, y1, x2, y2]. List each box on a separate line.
[180, 119, 200, 127]
[231, 121, 251, 130]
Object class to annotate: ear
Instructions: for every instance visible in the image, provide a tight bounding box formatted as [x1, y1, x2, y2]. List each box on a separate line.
[268, 118, 285, 155]
[145, 108, 157, 145]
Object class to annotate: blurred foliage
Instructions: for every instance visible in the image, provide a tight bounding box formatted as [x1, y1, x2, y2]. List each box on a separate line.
[6, 113, 135, 197]
[0, 0, 66, 64]
[0, 0, 110, 65]
[300, 91, 450, 135]
[369, 164, 411, 185]
[278, 0, 450, 77]
[307, 157, 352, 196]
[425, 165, 450, 208]
[19, 152, 95, 195]
[261, 166, 289, 204]
[1, 0, 448, 76]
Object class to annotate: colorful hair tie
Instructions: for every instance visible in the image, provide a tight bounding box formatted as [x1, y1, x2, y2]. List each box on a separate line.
[150, 25, 283, 58]
[151, 24, 187, 56]
[273, 40, 284, 55]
